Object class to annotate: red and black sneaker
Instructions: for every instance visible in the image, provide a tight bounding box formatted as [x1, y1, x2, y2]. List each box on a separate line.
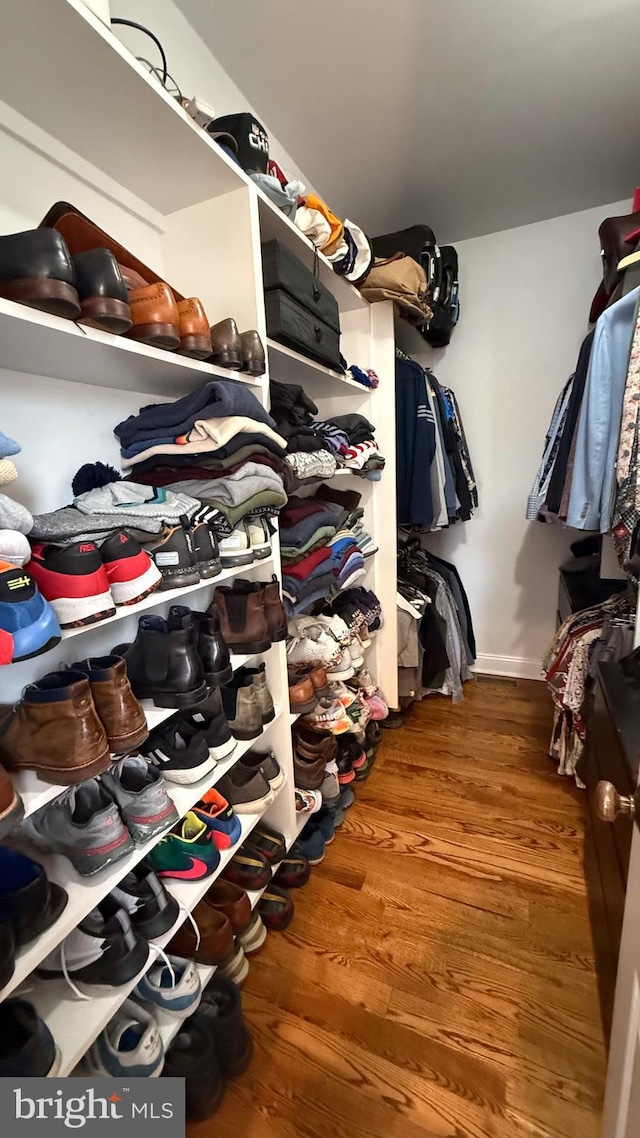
[27, 541, 116, 628]
[100, 531, 162, 606]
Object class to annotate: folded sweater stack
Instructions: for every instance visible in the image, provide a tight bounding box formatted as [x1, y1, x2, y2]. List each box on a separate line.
[270, 382, 385, 487]
[114, 379, 288, 536]
[279, 485, 376, 615]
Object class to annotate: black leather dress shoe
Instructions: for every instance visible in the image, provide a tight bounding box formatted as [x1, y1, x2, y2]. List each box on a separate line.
[0, 228, 80, 318]
[72, 248, 132, 334]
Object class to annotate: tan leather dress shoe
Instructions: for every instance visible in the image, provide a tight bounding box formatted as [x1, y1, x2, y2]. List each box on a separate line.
[177, 297, 213, 359]
[125, 281, 180, 350]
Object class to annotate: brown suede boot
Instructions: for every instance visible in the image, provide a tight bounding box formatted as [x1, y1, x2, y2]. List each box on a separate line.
[235, 663, 275, 724]
[0, 671, 110, 784]
[71, 655, 148, 753]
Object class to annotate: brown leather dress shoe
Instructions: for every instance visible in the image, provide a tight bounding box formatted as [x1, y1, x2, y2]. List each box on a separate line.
[177, 297, 213, 359]
[288, 675, 318, 715]
[0, 671, 110, 785]
[203, 880, 267, 955]
[126, 281, 180, 350]
[0, 763, 24, 840]
[240, 329, 266, 376]
[293, 720, 336, 790]
[168, 901, 249, 985]
[208, 317, 242, 369]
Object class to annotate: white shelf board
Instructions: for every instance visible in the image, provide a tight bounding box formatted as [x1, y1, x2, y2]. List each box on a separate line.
[13, 624, 271, 821]
[267, 338, 368, 395]
[296, 809, 310, 836]
[38, 794, 283, 1076]
[0, 297, 260, 396]
[288, 711, 301, 725]
[0, 0, 247, 215]
[3, 708, 283, 1000]
[257, 194, 368, 315]
[60, 556, 275, 643]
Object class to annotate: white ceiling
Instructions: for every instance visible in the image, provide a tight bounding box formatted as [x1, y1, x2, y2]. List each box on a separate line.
[177, 0, 640, 242]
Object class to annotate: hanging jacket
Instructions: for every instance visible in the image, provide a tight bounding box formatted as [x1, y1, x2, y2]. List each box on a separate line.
[395, 355, 436, 526]
[567, 287, 640, 531]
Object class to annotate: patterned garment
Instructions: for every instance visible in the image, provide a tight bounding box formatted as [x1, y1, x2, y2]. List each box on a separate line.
[613, 310, 640, 569]
[526, 375, 574, 520]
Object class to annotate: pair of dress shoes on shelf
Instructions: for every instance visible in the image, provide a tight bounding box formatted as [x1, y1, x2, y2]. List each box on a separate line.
[0, 201, 265, 372]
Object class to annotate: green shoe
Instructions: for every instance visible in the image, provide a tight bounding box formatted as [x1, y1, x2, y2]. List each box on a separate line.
[147, 812, 220, 881]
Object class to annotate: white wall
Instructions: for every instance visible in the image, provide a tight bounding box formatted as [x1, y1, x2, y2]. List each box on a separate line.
[414, 198, 629, 678]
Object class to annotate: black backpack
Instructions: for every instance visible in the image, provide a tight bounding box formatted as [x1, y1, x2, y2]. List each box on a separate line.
[425, 245, 459, 347]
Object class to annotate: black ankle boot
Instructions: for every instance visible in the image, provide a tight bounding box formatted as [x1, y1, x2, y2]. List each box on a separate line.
[168, 606, 232, 687]
[113, 614, 207, 708]
[199, 974, 253, 1078]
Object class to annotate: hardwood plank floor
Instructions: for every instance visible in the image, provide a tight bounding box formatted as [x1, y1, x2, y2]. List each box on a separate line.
[190, 678, 606, 1138]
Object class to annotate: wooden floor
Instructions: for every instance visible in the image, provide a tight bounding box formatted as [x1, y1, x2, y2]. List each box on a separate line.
[192, 679, 607, 1138]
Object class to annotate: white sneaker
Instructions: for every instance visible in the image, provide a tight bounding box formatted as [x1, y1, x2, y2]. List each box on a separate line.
[134, 956, 202, 1026]
[218, 524, 253, 567]
[347, 634, 364, 668]
[326, 645, 355, 680]
[85, 999, 164, 1078]
[314, 612, 351, 647]
[245, 517, 271, 560]
[287, 623, 342, 669]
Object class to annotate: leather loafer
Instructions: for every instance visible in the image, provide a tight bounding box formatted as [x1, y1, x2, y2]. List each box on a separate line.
[208, 316, 242, 369]
[0, 228, 80, 319]
[257, 884, 294, 930]
[177, 297, 213, 359]
[72, 248, 132, 334]
[125, 281, 181, 350]
[222, 843, 272, 891]
[240, 329, 266, 376]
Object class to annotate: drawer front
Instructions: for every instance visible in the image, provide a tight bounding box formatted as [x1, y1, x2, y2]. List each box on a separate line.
[265, 289, 342, 371]
[262, 239, 340, 333]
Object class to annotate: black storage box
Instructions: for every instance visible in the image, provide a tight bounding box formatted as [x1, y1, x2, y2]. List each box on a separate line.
[265, 289, 342, 372]
[262, 239, 340, 332]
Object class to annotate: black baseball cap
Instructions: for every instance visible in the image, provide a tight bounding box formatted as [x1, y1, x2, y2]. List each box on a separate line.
[206, 113, 269, 173]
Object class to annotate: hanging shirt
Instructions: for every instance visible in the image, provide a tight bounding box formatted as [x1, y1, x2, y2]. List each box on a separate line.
[566, 287, 640, 532]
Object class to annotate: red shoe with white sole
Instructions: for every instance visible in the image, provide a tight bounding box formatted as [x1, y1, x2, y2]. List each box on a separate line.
[100, 531, 162, 606]
[27, 541, 116, 628]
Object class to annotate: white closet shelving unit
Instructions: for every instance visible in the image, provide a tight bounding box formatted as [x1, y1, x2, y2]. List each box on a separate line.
[0, 0, 398, 1075]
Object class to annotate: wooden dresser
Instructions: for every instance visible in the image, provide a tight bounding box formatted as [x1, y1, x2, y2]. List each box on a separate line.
[581, 663, 640, 1041]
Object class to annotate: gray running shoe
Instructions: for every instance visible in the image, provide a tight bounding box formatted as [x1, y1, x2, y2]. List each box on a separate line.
[28, 779, 134, 877]
[101, 756, 178, 844]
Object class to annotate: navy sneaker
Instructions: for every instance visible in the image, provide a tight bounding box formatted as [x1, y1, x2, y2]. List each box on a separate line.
[0, 564, 61, 661]
[296, 825, 325, 865]
[0, 999, 60, 1076]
